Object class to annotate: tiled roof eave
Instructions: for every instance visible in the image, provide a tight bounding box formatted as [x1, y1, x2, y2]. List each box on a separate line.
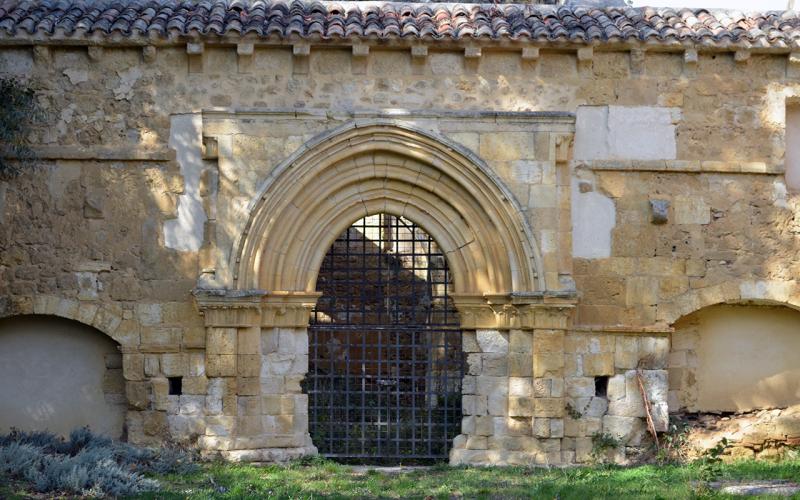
[0, 0, 799, 52]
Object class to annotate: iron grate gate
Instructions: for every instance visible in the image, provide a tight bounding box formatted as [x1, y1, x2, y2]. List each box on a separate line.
[303, 214, 464, 463]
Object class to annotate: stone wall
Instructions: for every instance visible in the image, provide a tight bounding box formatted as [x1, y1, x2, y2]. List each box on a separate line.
[1, 39, 800, 464]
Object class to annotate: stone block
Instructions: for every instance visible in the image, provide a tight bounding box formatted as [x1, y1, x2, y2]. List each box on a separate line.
[509, 330, 532, 353]
[565, 377, 595, 398]
[476, 330, 508, 353]
[509, 377, 533, 397]
[188, 353, 205, 376]
[638, 337, 669, 368]
[534, 398, 564, 418]
[461, 416, 476, 434]
[582, 353, 614, 376]
[533, 378, 551, 398]
[508, 353, 533, 377]
[462, 375, 477, 394]
[482, 353, 508, 376]
[475, 416, 494, 436]
[126, 381, 149, 410]
[575, 437, 593, 462]
[180, 395, 206, 416]
[462, 331, 480, 352]
[161, 353, 187, 377]
[509, 397, 534, 417]
[237, 354, 261, 377]
[136, 303, 162, 326]
[463, 395, 488, 415]
[236, 377, 260, 396]
[144, 355, 160, 377]
[550, 419, 565, 438]
[207, 328, 237, 355]
[551, 378, 564, 397]
[206, 354, 236, 377]
[533, 330, 564, 353]
[603, 415, 646, 446]
[615, 336, 639, 370]
[123, 354, 144, 381]
[533, 418, 550, 437]
[238, 327, 261, 355]
[674, 196, 710, 225]
[479, 132, 535, 161]
[466, 435, 488, 450]
[466, 354, 482, 375]
[182, 376, 208, 395]
[488, 391, 508, 416]
[533, 352, 564, 377]
[508, 417, 532, 436]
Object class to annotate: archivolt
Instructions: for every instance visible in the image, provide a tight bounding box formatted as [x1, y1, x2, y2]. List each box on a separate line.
[234, 120, 544, 295]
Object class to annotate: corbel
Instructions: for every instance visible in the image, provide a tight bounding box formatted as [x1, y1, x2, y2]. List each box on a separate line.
[734, 49, 750, 65]
[87, 46, 103, 62]
[292, 42, 310, 75]
[411, 45, 427, 75]
[521, 46, 540, 72]
[187, 41, 204, 73]
[576, 46, 593, 74]
[202, 136, 219, 160]
[142, 45, 157, 63]
[683, 48, 698, 76]
[32, 45, 51, 65]
[237, 42, 254, 73]
[789, 51, 800, 78]
[630, 47, 645, 75]
[464, 45, 481, 73]
[464, 46, 482, 59]
[351, 43, 369, 75]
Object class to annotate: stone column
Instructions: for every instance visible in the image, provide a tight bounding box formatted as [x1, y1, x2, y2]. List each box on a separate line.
[194, 291, 263, 459]
[450, 295, 574, 466]
[257, 292, 319, 461]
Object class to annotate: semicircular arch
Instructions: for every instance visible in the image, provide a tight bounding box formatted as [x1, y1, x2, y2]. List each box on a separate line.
[234, 120, 545, 295]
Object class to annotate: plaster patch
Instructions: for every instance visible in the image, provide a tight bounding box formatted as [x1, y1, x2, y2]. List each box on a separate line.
[571, 174, 616, 259]
[164, 114, 207, 252]
[574, 105, 679, 161]
[63, 68, 88, 85]
[114, 67, 142, 101]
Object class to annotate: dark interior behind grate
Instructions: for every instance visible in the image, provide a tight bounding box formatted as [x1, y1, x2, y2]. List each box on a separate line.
[304, 214, 464, 463]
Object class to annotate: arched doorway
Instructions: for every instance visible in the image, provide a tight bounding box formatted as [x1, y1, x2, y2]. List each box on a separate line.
[0, 315, 126, 438]
[303, 214, 464, 463]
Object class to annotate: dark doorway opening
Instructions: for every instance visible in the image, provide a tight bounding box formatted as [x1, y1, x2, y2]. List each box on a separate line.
[303, 214, 464, 464]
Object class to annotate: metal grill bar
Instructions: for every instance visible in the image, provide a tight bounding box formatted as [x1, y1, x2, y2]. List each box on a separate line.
[304, 214, 464, 464]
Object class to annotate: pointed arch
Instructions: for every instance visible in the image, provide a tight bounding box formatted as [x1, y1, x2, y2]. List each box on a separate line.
[233, 120, 544, 295]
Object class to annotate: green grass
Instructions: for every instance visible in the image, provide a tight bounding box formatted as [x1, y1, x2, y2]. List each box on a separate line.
[3, 456, 800, 498]
[130, 457, 800, 499]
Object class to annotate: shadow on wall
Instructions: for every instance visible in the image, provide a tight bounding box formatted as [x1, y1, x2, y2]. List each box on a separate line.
[310, 214, 460, 378]
[0, 315, 126, 439]
[670, 304, 800, 413]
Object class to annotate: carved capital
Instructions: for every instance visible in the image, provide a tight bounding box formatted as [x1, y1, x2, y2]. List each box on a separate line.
[452, 293, 575, 330]
[194, 289, 265, 327]
[261, 291, 321, 328]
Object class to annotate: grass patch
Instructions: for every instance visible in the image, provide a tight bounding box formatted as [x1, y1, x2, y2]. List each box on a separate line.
[130, 457, 800, 499]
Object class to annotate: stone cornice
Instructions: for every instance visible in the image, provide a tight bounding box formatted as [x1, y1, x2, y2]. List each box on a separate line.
[193, 289, 320, 328]
[451, 293, 576, 330]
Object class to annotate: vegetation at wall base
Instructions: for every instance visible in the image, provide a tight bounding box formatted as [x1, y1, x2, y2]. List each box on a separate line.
[0, 428, 197, 497]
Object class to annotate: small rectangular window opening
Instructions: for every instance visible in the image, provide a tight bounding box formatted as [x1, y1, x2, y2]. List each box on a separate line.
[594, 376, 609, 398]
[168, 377, 182, 395]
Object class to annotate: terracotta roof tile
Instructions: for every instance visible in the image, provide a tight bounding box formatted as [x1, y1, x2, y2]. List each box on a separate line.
[0, 0, 798, 49]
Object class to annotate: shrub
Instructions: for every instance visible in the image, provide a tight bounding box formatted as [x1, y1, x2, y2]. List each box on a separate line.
[0, 77, 42, 179]
[0, 427, 197, 496]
